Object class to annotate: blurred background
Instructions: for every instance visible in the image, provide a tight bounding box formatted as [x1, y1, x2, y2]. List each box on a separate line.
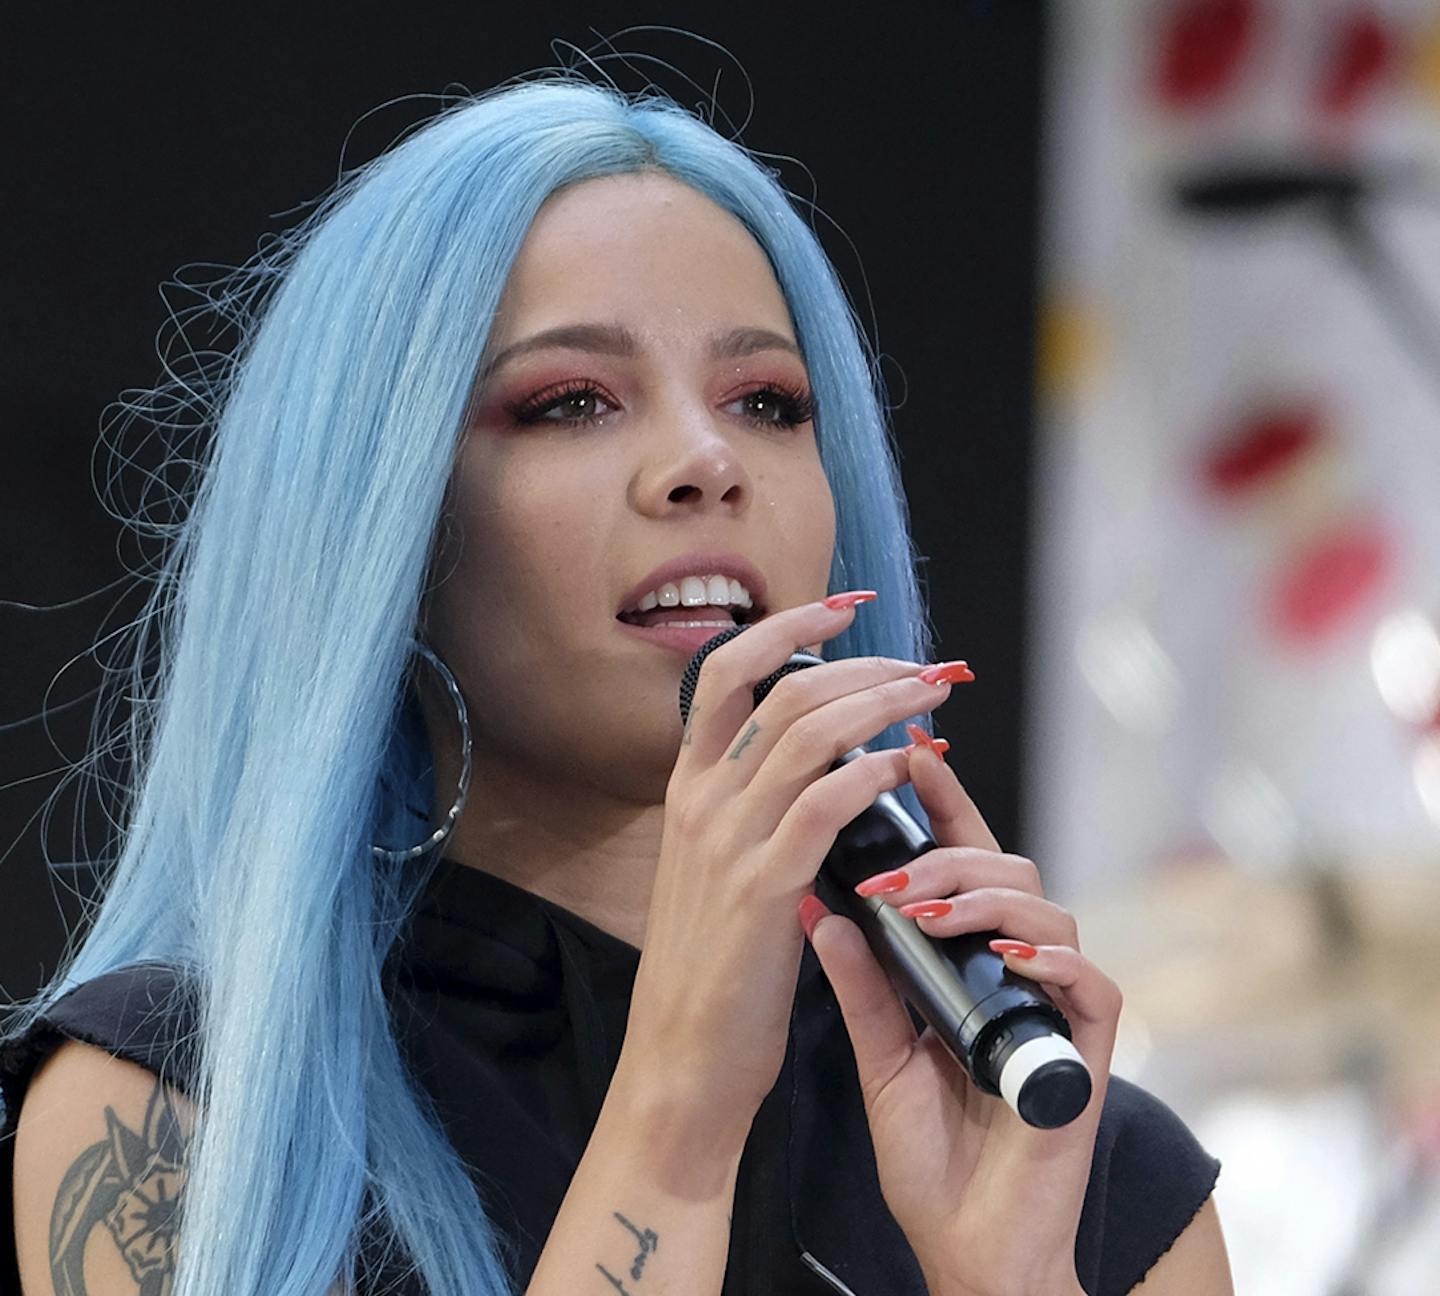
[1030, 2, 1440, 1292]
[3, 2, 1438, 1291]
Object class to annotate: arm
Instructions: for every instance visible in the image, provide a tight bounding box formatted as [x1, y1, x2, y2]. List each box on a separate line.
[525, 1057, 746, 1296]
[13, 1038, 195, 1295]
[13, 1040, 351, 1296]
[1131, 1195, 1234, 1295]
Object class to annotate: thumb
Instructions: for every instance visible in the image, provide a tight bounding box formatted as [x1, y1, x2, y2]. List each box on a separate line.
[799, 895, 918, 1099]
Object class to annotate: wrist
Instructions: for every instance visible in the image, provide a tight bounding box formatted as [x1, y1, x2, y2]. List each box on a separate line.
[918, 1258, 1085, 1296]
[604, 1055, 750, 1196]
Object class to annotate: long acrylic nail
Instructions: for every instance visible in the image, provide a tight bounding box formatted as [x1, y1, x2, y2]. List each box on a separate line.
[903, 723, 950, 758]
[798, 894, 832, 940]
[918, 661, 975, 686]
[899, 900, 953, 919]
[823, 590, 879, 610]
[854, 868, 910, 897]
[990, 939, 1038, 959]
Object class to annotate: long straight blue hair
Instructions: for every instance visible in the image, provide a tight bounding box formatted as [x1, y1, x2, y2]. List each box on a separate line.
[7, 74, 936, 1294]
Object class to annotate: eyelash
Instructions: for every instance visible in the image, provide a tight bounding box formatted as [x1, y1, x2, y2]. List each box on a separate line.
[504, 379, 817, 430]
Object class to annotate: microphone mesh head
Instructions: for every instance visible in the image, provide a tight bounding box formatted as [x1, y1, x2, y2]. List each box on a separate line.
[677, 625, 826, 724]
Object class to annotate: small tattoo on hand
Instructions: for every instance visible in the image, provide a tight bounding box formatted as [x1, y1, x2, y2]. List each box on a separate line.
[727, 720, 760, 760]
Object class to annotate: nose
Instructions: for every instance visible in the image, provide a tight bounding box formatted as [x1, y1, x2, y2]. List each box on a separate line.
[628, 408, 753, 517]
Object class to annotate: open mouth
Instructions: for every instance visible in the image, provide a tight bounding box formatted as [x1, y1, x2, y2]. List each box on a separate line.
[616, 601, 766, 629]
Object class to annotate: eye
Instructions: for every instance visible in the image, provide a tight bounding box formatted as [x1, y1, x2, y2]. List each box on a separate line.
[506, 381, 615, 427]
[504, 379, 817, 430]
[729, 383, 816, 429]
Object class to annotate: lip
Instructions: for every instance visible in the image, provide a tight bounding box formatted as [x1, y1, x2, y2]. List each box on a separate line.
[615, 619, 742, 658]
[615, 550, 770, 619]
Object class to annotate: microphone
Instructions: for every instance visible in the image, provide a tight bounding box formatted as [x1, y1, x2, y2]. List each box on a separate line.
[680, 626, 1092, 1130]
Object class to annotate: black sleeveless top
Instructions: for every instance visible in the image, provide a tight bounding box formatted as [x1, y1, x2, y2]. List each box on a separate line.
[0, 858, 1221, 1294]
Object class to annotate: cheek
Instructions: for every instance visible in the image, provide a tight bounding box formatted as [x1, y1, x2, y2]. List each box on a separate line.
[779, 458, 836, 580]
[435, 447, 607, 647]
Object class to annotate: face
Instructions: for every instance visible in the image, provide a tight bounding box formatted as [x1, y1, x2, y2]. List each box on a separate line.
[421, 171, 836, 803]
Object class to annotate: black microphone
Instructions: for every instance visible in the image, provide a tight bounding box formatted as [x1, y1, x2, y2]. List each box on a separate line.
[680, 626, 1092, 1130]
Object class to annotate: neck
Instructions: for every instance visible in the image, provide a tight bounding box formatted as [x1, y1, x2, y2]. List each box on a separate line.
[451, 752, 664, 950]
[419, 682, 664, 949]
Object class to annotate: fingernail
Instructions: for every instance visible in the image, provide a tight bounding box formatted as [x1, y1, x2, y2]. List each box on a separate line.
[917, 660, 975, 686]
[854, 868, 910, 897]
[990, 939, 1038, 959]
[903, 723, 950, 757]
[823, 590, 879, 610]
[798, 894, 832, 940]
[899, 900, 953, 919]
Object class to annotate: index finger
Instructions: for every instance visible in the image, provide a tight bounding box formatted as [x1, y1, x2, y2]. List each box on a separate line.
[677, 591, 878, 768]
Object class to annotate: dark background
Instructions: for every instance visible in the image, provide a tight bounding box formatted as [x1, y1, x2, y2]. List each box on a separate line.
[0, 3, 1048, 999]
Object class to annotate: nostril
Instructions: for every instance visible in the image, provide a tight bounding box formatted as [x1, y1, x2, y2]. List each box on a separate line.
[667, 484, 700, 503]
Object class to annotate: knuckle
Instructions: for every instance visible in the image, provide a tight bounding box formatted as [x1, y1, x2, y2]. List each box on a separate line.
[764, 668, 812, 710]
[1010, 854, 1042, 889]
[665, 792, 708, 838]
[777, 712, 825, 763]
[787, 785, 832, 837]
[1052, 904, 1079, 941]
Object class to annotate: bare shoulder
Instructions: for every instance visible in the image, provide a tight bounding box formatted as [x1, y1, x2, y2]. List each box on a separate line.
[12, 1036, 195, 1295]
[1131, 1194, 1234, 1294]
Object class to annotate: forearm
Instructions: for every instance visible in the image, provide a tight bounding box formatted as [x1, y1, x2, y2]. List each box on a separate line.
[526, 1063, 748, 1296]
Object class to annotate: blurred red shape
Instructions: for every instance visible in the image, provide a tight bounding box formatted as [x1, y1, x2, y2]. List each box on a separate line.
[1316, 6, 1393, 116]
[1269, 518, 1391, 643]
[1153, 0, 1257, 109]
[1201, 405, 1321, 497]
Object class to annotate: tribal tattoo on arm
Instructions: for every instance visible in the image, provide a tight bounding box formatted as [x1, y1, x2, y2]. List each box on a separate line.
[48, 1077, 188, 1296]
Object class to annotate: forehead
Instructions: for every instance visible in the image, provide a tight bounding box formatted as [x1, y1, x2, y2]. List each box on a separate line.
[493, 171, 794, 336]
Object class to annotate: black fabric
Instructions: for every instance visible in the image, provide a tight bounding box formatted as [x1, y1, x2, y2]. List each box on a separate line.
[1, 858, 1220, 1295]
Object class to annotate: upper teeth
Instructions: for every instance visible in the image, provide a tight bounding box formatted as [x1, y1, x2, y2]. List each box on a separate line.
[635, 574, 754, 612]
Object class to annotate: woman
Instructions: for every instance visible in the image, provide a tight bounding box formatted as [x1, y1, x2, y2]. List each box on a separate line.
[0, 75, 1232, 1294]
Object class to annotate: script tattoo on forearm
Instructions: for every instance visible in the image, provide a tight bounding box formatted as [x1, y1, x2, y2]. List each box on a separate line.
[48, 1078, 188, 1295]
[727, 720, 760, 760]
[595, 1211, 659, 1292]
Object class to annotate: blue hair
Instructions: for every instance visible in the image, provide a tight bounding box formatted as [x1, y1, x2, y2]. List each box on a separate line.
[8, 74, 936, 1294]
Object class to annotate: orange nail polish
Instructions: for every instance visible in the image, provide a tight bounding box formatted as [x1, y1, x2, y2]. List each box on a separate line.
[903, 723, 950, 757]
[854, 868, 910, 897]
[990, 939, 1038, 959]
[917, 660, 975, 686]
[823, 590, 879, 610]
[899, 900, 953, 919]
[798, 894, 831, 939]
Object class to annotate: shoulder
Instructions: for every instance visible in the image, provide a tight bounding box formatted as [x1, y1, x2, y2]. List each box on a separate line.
[12, 1038, 195, 1294]
[1077, 1075, 1224, 1295]
[1, 962, 199, 1111]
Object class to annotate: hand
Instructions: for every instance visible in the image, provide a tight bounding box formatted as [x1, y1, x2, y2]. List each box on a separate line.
[800, 739, 1121, 1296]
[617, 593, 955, 1153]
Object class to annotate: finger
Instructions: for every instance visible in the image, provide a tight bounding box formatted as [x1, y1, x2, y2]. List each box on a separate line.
[800, 900, 919, 1099]
[906, 742, 1002, 853]
[748, 673, 950, 817]
[853, 845, 1044, 906]
[766, 749, 913, 890]
[989, 942, 1123, 1028]
[677, 593, 878, 768]
[897, 887, 1081, 951]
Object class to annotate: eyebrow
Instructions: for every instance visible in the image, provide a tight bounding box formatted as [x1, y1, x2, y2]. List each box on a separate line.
[477, 323, 805, 382]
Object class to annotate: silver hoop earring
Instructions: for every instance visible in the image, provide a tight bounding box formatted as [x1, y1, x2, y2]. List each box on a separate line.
[371, 639, 472, 865]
